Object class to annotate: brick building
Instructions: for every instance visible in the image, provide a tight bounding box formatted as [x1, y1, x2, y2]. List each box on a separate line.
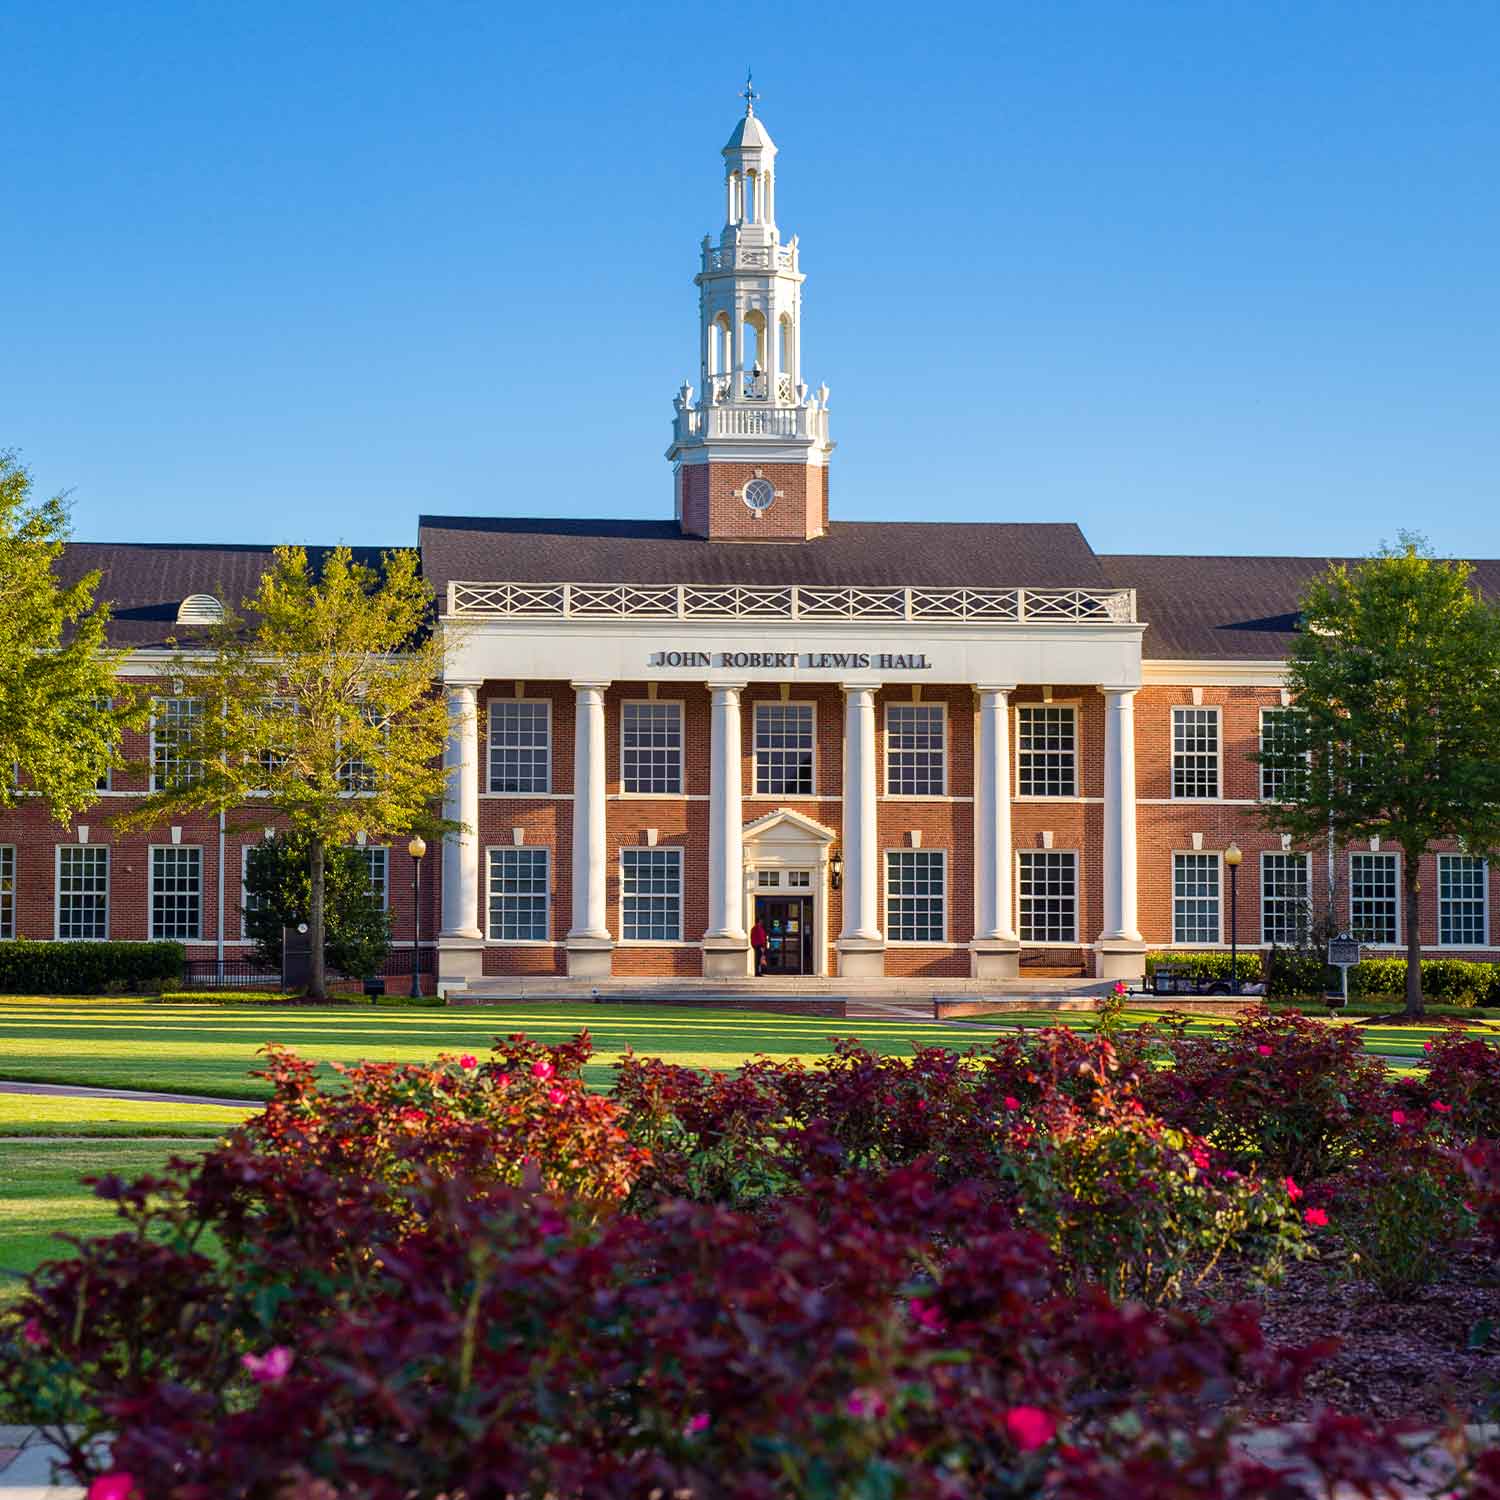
[3, 96, 1497, 991]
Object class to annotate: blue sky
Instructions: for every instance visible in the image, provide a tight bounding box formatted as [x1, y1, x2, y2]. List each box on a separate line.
[3, 0, 1497, 558]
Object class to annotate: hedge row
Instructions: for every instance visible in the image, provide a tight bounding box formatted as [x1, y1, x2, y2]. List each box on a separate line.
[1144, 950, 1500, 1004]
[0, 941, 185, 995]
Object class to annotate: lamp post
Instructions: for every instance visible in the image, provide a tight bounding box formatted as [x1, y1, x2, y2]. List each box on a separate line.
[1225, 843, 1243, 994]
[407, 836, 427, 998]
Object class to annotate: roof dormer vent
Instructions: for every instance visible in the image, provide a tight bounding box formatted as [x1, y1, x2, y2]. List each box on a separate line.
[176, 593, 224, 626]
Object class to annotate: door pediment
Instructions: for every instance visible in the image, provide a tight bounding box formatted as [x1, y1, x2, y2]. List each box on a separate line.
[742, 807, 837, 847]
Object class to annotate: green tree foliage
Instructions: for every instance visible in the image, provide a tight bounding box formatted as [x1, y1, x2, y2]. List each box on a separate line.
[1256, 535, 1500, 1017]
[118, 545, 457, 997]
[0, 451, 136, 822]
[243, 833, 391, 981]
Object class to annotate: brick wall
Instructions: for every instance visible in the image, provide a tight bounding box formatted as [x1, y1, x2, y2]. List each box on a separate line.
[677, 460, 826, 540]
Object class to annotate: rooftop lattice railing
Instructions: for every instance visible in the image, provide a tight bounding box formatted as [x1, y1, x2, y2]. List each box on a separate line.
[446, 581, 1138, 624]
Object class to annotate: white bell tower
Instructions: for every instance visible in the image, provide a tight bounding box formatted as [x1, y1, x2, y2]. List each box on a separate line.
[667, 77, 834, 541]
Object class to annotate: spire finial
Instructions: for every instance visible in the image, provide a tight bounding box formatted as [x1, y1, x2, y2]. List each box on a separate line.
[740, 68, 759, 116]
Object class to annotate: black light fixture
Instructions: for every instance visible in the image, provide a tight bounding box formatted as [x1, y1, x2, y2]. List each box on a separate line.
[1224, 842, 1242, 994]
[830, 850, 843, 891]
[407, 836, 427, 998]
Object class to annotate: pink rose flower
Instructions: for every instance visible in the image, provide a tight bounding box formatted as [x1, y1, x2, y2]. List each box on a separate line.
[242, 1345, 295, 1384]
[1004, 1405, 1058, 1451]
[547, 1086, 567, 1105]
[1285, 1176, 1304, 1201]
[1304, 1207, 1329, 1227]
[21, 1316, 47, 1348]
[1391, 1109, 1408, 1126]
[88, 1476, 136, 1500]
[531, 1059, 555, 1080]
[1257, 1045, 1273, 1056]
[1004, 1096, 1021, 1111]
[908, 1297, 943, 1332]
[685, 1411, 710, 1434]
[494, 1072, 512, 1087]
[1424, 1040, 1434, 1053]
[1433, 1101, 1452, 1114]
[1190, 1147, 1211, 1169]
[458, 1054, 478, 1070]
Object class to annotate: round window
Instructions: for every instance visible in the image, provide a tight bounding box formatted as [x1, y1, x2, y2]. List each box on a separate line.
[743, 477, 776, 513]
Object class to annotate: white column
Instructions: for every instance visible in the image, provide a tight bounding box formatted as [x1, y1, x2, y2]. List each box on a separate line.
[565, 681, 613, 976]
[837, 682, 884, 975]
[439, 683, 482, 941]
[971, 686, 1021, 977]
[1099, 686, 1146, 979]
[703, 683, 750, 977]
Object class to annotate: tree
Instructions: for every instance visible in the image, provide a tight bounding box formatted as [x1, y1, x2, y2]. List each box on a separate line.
[117, 545, 457, 998]
[243, 833, 391, 981]
[0, 451, 136, 822]
[1257, 535, 1500, 1018]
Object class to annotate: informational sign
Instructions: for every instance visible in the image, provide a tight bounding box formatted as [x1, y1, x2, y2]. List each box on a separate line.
[1327, 933, 1360, 1003]
[649, 649, 932, 671]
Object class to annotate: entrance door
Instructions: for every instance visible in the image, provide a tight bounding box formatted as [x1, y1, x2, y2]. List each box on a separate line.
[756, 895, 813, 975]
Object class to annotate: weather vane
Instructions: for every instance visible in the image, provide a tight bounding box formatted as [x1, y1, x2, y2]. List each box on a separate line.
[740, 68, 759, 115]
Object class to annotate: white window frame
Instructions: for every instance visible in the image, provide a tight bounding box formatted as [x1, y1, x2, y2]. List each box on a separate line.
[486, 846, 551, 943]
[95, 695, 112, 793]
[1349, 850, 1402, 948]
[1260, 850, 1312, 946]
[884, 848, 948, 944]
[487, 698, 553, 795]
[336, 706, 385, 796]
[348, 845, 390, 910]
[240, 843, 259, 941]
[1016, 848, 1079, 943]
[1172, 851, 1223, 946]
[1258, 707, 1305, 804]
[753, 700, 817, 797]
[1170, 706, 1221, 801]
[884, 702, 948, 798]
[1438, 853, 1489, 949]
[0, 845, 14, 940]
[149, 844, 204, 942]
[620, 700, 685, 796]
[150, 696, 204, 793]
[55, 845, 110, 942]
[619, 845, 685, 942]
[1014, 704, 1079, 800]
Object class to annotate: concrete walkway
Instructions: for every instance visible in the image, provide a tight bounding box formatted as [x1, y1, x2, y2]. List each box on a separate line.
[0, 1427, 82, 1498]
[0, 1081, 257, 1109]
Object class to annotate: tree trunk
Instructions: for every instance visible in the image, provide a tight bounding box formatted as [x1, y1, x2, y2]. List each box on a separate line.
[1404, 853, 1423, 1020]
[308, 836, 327, 1001]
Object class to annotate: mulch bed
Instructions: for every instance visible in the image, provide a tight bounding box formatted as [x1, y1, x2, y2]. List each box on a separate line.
[1202, 1248, 1500, 1423]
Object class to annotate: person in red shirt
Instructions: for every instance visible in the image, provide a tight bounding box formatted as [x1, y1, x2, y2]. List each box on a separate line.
[749, 918, 768, 975]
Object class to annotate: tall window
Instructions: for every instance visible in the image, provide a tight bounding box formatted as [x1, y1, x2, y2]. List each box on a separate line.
[350, 846, 389, 908]
[0, 846, 14, 940]
[337, 707, 384, 794]
[886, 850, 946, 942]
[95, 696, 112, 792]
[57, 846, 109, 941]
[1261, 851, 1311, 945]
[151, 846, 202, 941]
[1172, 853, 1221, 944]
[487, 848, 549, 941]
[755, 702, 815, 795]
[152, 697, 204, 791]
[241, 844, 261, 940]
[1439, 854, 1488, 947]
[489, 700, 551, 793]
[1016, 706, 1077, 798]
[1171, 708, 1220, 799]
[621, 702, 683, 794]
[1259, 708, 1304, 802]
[1350, 852, 1399, 945]
[621, 848, 682, 941]
[1018, 850, 1077, 942]
[254, 697, 299, 785]
[886, 705, 946, 796]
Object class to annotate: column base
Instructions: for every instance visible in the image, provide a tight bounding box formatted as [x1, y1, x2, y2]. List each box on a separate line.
[565, 936, 615, 979]
[435, 938, 484, 998]
[969, 940, 1021, 980]
[836, 937, 886, 978]
[702, 937, 751, 979]
[1094, 940, 1148, 982]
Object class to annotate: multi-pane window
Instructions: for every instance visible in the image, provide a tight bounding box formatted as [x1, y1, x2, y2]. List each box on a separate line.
[0, 846, 14, 940]
[95, 696, 112, 792]
[886, 705, 946, 796]
[1259, 708, 1304, 803]
[57, 846, 109, 941]
[1172, 853, 1221, 944]
[886, 850, 946, 942]
[754, 702, 815, 795]
[350, 846, 389, 909]
[487, 848, 549, 941]
[241, 844, 261, 940]
[1016, 706, 1077, 798]
[489, 700, 551, 793]
[1350, 852, 1399, 945]
[786, 870, 811, 888]
[1439, 854, 1488, 947]
[1261, 852, 1311, 945]
[1018, 851, 1078, 942]
[254, 697, 299, 784]
[337, 708, 384, 794]
[621, 702, 683, 794]
[152, 697, 204, 791]
[621, 847, 683, 941]
[150, 846, 202, 941]
[1171, 708, 1220, 799]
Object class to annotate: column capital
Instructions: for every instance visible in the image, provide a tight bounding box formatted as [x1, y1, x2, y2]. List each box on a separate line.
[973, 683, 1017, 697]
[709, 680, 748, 697]
[444, 680, 482, 697]
[1102, 685, 1142, 701]
[570, 679, 612, 692]
[840, 680, 882, 698]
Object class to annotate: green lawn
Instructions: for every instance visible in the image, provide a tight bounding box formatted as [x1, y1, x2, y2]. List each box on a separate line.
[0, 1093, 249, 1138]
